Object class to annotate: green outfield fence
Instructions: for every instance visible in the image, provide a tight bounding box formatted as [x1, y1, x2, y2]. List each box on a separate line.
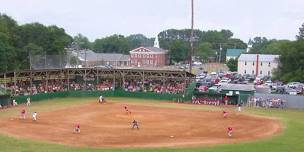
[11, 89, 193, 104]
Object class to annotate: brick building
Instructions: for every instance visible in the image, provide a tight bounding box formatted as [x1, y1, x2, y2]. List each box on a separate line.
[129, 37, 169, 67]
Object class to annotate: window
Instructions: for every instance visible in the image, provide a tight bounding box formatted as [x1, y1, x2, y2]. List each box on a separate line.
[252, 70, 254, 74]
[260, 70, 262, 74]
[268, 71, 270, 76]
[260, 62, 263, 66]
[268, 62, 271, 67]
[150, 60, 153, 64]
[244, 70, 247, 74]
[253, 62, 255, 66]
[245, 61, 247, 65]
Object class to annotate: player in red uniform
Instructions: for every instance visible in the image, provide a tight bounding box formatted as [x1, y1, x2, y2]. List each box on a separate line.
[20, 109, 26, 119]
[227, 127, 233, 137]
[223, 110, 228, 118]
[74, 123, 80, 133]
[124, 105, 131, 114]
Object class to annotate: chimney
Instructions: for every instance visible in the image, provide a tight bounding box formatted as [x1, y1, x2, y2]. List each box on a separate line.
[256, 54, 259, 76]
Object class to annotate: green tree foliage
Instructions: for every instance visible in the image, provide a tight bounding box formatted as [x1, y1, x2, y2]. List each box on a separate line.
[196, 42, 216, 61]
[93, 34, 131, 54]
[249, 37, 290, 55]
[0, 39, 8, 72]
[274, 40, 304, 82]
[297, 23, 304, 40]
[158, 29, 247, 63]
[0, 13, 72, 72]
[226, 58, 238, 72]
[168, 40, 188, 63]
[73, 33, 91, 49]
[69, 56, 78, 68]
[248, 37, 270, 53]
[126, 34, 154, 49]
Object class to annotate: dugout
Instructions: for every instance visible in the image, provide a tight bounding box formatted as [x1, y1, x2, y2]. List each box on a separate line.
[0, 87, 11, 107]
[220, 84, 255, 105]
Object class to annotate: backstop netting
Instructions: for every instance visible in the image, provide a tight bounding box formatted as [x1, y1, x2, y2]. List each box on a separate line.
[30, 54, 68, 70]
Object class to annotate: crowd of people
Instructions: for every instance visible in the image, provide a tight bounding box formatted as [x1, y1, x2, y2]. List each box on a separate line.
[6, 79, 186, 96]
[247, 97, 286, 108]
[123, 80, 186, 94]
[191, 97, 224, 106]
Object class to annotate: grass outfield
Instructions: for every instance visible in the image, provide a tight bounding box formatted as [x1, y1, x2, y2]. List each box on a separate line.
[0, 97, 303, 152]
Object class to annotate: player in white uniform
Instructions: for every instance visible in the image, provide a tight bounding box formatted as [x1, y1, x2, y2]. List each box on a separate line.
[26, 97, 31, 106]
[13, 99, 18, 106]
[32, 112, 37, 121]
[98, 95, 104, 103]
[237, 104, 242, 112]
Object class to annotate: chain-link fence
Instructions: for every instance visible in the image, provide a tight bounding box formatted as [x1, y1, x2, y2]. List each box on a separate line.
[254, 93, 304, 109]
[30, 54, 68, 70]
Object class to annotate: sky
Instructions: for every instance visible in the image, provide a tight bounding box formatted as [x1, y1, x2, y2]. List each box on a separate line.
[0, 0, 303, 42]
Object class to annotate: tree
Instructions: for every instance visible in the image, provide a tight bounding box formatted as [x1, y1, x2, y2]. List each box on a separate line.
[274, 40, 304, 82]
[126, 34, 154, 49]
[226, 58, 238, 72]
[263, 40, 290, 54]
[169, 40, 188, 63]
[69, 56, 78, 68]
[0, 40, 8, 72]
[297, 23, 304, 40]
[158, 29, 246, 63]
[22, 43, 44, 69]
[73, 33, 91, 49]
[0, 13, 73, 72]
[196, 42, 216, 61]
[93, 34, 131, 54]
[249, 37, 270, 53]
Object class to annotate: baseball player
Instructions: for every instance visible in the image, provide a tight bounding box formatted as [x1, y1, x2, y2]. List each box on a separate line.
[98, 95, 104, 103]
[237, 104, 242, 112]
[227, 127, 233, 137]
[223, 110, 228, 118]
[132, 120, 139, 129]
[124, 105, 131, 114]
[32, 112, 37, 121]
[26, 97, 31, 106]
[74, 123, 80, 133]
[20, 109, 26, 119]
[13, 99, 18, 106]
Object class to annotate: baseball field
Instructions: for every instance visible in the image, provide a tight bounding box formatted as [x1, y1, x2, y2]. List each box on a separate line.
[0, 97, 303, 152]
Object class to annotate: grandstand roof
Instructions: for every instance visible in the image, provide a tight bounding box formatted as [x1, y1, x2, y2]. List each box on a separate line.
[71, 49, 130, 62]
[220, 84, 255, 91]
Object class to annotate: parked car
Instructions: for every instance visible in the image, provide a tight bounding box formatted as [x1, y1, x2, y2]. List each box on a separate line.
[218, 79, 230, 85]
[287, 82, 301, 89]
[265, 80, 273, 87]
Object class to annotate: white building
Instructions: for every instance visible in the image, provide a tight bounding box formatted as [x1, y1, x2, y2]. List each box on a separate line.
[238, 54, 279, 77]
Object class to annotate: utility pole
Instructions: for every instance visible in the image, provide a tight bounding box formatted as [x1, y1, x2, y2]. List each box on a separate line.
[84, 49, 87, 67]
[219, 43, 222, 63]
[189, 0, 194, 73]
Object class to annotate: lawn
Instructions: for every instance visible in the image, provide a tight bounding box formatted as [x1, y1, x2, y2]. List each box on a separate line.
[0, 97, 303, 152]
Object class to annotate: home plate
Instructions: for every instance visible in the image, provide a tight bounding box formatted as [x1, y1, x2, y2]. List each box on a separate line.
[10, 118, 14, 121]
[170, 135, 175, 138]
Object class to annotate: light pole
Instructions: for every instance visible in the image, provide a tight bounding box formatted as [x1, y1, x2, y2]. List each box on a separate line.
[189, 0, 194, 73]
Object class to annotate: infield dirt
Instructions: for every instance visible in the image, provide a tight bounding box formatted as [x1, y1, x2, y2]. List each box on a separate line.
[0, 101, 282, 148]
